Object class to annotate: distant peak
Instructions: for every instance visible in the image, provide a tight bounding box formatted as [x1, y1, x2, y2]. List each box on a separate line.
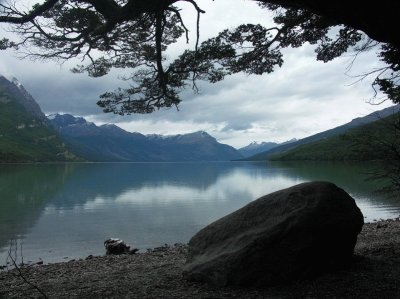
[284, 138, 298, 143]
[194, 130, 211, 137]
[47, 113, 88, 127]
[100, 123, 121, 130]
[11, 77, 23, 89]
[47, 113, 60, 120]
[192, 131, 215, 140]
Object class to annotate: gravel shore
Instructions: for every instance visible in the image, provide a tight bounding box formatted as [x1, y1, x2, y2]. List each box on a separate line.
[1, 219, 400, 298]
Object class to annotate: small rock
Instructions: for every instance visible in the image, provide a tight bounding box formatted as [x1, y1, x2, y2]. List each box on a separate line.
[128, 249, 139, 255]
[152, 244, 171, 252]
[104, 238, 137, 255]
[376, 223, 388, 229]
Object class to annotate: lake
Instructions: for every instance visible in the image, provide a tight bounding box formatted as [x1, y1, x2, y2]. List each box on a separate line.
[1, 161, 399, 266]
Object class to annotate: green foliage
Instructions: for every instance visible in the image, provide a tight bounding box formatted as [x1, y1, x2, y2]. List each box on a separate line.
[271, 113, 400, 161]
[1, 1, 399, 113]
[0, 38, 16, 50]
[0, 90, 80, 163]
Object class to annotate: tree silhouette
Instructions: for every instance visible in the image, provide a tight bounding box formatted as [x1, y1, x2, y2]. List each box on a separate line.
[0, 0, 399, 114]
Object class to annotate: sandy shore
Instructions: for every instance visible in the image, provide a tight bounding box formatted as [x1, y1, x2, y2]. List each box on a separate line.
[1, 219, 400, 298]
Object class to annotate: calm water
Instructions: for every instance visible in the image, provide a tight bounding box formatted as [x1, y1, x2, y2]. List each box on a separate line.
[1, 161, 399, 265]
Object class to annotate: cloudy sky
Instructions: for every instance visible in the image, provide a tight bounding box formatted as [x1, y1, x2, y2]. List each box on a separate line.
[0, 0, 394, 148]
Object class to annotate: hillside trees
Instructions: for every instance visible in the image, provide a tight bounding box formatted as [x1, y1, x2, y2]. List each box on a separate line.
[363, 113, 400, 195]
[0, 0, 399, 114]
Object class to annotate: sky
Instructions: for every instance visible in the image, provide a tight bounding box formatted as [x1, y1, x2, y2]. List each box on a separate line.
[0, 0, 394, 148]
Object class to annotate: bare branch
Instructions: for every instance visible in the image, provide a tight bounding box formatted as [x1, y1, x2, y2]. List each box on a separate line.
[7, 240, 48, 299]
[167, 7, 189, 43]
[182, 0, 205, 14]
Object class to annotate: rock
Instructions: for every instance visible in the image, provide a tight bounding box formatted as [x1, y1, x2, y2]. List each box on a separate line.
[376, 223, 388, 229]
[183, 181, 364, 287]
[104, 238, 137, 255]
[129, 248, 139, 255]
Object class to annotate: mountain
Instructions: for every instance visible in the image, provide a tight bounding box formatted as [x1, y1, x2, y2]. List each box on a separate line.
[49, 113, 162, 161]
[0, 76, 79, 162]
[238, 139, 297, 158]
[9, 77, 46, 120]
[147, 131, 242, 161]
[49, 114, 243, 161]
[244, 105, 400, 161]
[270, 112, 400, 161]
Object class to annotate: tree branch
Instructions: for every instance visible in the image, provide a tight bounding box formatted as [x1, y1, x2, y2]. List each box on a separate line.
[0, 0, 59, 24]
[7, 240, 48, 298]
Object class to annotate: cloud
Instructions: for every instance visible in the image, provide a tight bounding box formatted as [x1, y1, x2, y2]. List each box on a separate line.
[0, 0, 394, 148]
[221, 122, 253, 132]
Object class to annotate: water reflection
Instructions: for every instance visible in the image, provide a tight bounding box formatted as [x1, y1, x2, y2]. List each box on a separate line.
[0, 164, 74, 250]
[0, 162, 399, 264]
[270, 161, 400, 219]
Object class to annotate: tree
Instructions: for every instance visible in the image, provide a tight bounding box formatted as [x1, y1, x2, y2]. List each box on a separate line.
[0, 0, 399, 114]
[376, 112, 400, 195]
[356, 111, 400, 195]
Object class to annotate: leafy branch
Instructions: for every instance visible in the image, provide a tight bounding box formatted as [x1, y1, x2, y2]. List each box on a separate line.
[0, 0, 399, 114]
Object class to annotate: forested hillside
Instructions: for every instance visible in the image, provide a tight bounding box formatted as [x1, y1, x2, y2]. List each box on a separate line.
[0, 76, 79, 162]
[271, 113, 400, 161]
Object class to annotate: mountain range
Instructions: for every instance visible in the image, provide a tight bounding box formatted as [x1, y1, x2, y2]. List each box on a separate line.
[48, 113, 242, 162]
[269, 110, 400, 161]
[238, 139, 297, 158]
[1, 74, 398, 163]
[0, 74, 244, 162]
[243, 104, 400, 161]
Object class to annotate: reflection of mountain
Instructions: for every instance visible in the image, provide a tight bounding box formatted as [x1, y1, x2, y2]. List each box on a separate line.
[0, 162, 257, 251]
[1, 162, 399, 262]
[0, 162, 267, 259]
[4, 161, 395, 239]
[48, 162, 249, 208]
[0, 164, 75, 249]
[55, 162, 395, 211]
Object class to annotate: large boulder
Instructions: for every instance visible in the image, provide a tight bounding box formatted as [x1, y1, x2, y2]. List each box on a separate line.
[183, 181, 364, 287]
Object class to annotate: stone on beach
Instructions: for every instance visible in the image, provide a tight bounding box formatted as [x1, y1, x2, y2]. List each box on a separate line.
[104, 238, 138, 255]
[184, 181, 364, 287]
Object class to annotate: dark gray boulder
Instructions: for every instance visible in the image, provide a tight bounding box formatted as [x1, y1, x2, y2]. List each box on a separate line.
[183, 181, 364, 287]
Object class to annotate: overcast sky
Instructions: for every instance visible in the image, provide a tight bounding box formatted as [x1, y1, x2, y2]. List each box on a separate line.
[0, 0, 394, 148]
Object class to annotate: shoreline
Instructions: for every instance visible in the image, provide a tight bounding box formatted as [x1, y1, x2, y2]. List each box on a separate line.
[1, 218, 400, 298]
[1, 217, 396, 269]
